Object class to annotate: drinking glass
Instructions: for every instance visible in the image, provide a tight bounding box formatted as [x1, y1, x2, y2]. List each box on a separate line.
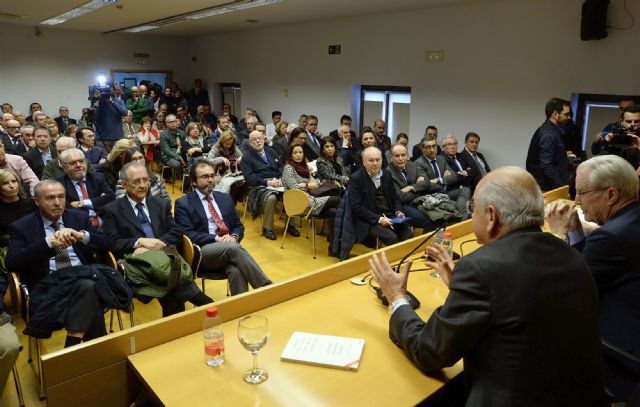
[237, 315, 269, 384]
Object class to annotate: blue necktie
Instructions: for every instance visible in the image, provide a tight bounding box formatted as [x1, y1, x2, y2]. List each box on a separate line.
[135, 202, 155, 238]
[430, 160, 441, 178]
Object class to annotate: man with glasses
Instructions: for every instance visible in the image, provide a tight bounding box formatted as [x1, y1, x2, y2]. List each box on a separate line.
[57, 148, 114, 228]
[411, 126, 439, 161]
[415, 134, 471, 215]
[441, 134, 472, 188]
[54, 106, 77, 134]
[547, 154, 640, 402]
[526, 97, 572, 191]
[1, 119, 27, 155]
[370, 166, 604, 406]
[175, 159, 271, 295]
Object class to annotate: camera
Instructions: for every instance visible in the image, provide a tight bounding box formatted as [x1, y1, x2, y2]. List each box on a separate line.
[610, 126, 636, 146]
[88, 82, 114, 102]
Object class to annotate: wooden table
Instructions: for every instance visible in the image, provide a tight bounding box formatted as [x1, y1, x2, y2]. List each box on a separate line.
[127, 234, 479, 406]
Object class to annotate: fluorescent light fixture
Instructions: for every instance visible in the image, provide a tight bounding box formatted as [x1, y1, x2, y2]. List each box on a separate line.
[97, 74, 107, 85]
[41, 0, 118, 25]
[119, 0, 283, 33]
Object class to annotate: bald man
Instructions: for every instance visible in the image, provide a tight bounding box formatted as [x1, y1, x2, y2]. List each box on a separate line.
[370, 167, 603, 406]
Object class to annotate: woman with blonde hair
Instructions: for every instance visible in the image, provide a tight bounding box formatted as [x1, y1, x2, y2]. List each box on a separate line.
[0, 169, 37, 270]
[208, 130, 245, 197]
[101, 139, 137, 189]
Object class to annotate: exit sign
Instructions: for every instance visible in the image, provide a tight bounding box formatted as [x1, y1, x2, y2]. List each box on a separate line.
[328, 45, 341, 55]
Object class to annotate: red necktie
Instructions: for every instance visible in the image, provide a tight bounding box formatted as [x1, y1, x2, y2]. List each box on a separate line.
[78, 180, 100, 227]
[205, 196, 228, 237]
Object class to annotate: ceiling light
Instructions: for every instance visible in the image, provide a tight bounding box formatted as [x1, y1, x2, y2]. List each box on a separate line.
[117, 0, 282, 33]
[41, 0, 118, 26]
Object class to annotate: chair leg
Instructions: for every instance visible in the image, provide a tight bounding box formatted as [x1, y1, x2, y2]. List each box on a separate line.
[116, 310, 124, 331]
[280, 216, 291, 249]
[35, 339, 45, 400]
[129, 302, 135, 328]
[242, 196, 249, 223]
[312, 218, 316, 259]
[201, 278, 205, 292]
[12, 364, 25, 407]
[109, 309, 115, 333]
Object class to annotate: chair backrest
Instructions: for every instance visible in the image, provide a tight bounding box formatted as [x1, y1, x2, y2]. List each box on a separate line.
[283, 189, 310, 217]
[7, 272, 22, 317]
[105, 252, 118, 269]
[181, 235, 195, 265]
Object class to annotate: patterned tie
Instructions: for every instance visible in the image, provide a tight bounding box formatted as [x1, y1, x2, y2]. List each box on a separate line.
[205, 196, 229, 237]
[400, 169, 408, 183]
[77, 180, 100, 227]
[473, 153, 486, 175]
[135, 202, 155, 238]
[51, 221, 73, 270]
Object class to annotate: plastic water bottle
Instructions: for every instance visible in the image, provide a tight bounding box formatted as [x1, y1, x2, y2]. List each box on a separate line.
[434, 231, 454, 256]
[203, 306, 225, 366]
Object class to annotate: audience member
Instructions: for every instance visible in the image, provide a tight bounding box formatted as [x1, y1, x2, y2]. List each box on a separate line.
[353, 127, 381, 171]
[547, 154, 640, 401]
[100, 139, 137, 190]
[45, 118, 60, 142]
[385, 132, 408, 164]
[373, 119, 391, 154]
[186, 79, 209, 117]
[411, 126, 439, 161]
[159, 114, 187, 179]
[459, 131, 491, 190]
[0, 141, 39, 196]
[20, 124, 35, 150]
[158, 87, 177, 115]
[303, 115, 324, 160]
[265, 111, 282, 142]
[102, 163, 213, 316]
[137, 116, 160, 165]
[184, 122, 210, 169]
[441, 134, 472, 188]
[76, 126, 106, 166]
[122, 110, 141, 141]
[114, 149, 170, 201]
[369, 166, 604, 406]
[211, 115, 232, 145]
[592, 98, 636, 155]
[23, 125, 56, 179]
[297, 114, 308, 130]
[316, 137, 350, 188]
[348, 147, 413, 247]
[54, 106, 76, 135]
[222, 103, 238, 127]
[525, 97, 571, 191]
[1, 119, 27, 155]
[175, 159, 272, 294]
[329, 115, 357, 148]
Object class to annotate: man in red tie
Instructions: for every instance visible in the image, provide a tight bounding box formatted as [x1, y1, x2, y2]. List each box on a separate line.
[175, 158, 272, 295]
[57, 148, 114, 227]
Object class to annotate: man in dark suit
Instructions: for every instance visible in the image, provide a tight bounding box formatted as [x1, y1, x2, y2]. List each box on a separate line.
[411, 126, 439, 161]
[370, 166, 604, 406]
[175, 159, 271, 294]
[54, 106, 77, 134]
[76, 127, 106, 166]
[102, 162, 213, 316]
[23, 124, 57, 179]
[303, 115, 323, 160]
[415, 134, 471, 214]
[159, 114, 187, 178]
[548, 154, 640, 402]
[240, 130, 299, 240]
[58, 148, 114, 227]
[349, 147, 413, 247]
[6, 180, 113, 347]
[459, 131, 491, 191]
[441, 134, 472, 188]
[1, 119, 27, 155]
[329, 115, 360, 151]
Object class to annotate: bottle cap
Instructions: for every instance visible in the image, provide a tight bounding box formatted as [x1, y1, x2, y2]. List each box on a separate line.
[443, 232, 453, 239]
[206, 306, 219, 317]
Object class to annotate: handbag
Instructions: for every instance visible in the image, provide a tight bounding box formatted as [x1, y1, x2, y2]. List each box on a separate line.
[308, 181, 340, 197]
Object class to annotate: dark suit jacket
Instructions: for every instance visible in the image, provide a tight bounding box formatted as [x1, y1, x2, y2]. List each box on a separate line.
[414, 154, 459, 189]
[6, 209, 111, 290]
[102, 196, 182, 258]
[574, 202, 640, 395]
[240, 145, 283, 187]
[59, 172, 115, 214]
[23, 147, 57, 179]
[443, 153, 472, 188]
[459, 148, 490, 180]
[390, 227, 604, 406]
[1, 134, 27, 155]
[348, 168, 402, 242]
[387, 161, 442, 203]
[174, 191, 244, 246]
[54, 116, 77, 133]
[303, 133, 322, 160]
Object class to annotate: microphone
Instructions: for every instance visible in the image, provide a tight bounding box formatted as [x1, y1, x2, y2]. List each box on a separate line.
[350, 274, 370, 286]
[394, 205, 469, 273]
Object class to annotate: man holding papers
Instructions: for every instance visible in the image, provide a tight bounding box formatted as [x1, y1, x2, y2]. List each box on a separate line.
[369, 167, 604, 406]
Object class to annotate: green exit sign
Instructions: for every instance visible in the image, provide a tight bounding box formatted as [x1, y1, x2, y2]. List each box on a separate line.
[328, 45, 341, 55]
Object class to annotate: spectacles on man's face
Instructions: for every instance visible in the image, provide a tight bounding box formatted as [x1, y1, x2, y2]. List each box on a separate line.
[466, 199, 475, 214]
[575, 188, 608, 200]
[422, 144, 437, 150]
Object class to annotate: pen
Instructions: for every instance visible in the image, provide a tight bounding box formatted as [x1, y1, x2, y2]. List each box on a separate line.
[383, 214, 395, 230]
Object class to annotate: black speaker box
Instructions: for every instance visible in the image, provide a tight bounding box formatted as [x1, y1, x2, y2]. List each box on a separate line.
[581, 0, 609, 41]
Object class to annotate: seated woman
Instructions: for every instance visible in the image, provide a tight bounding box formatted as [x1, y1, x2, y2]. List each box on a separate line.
[208, 130, 245, 198]
[183, 122, 211, 170]
[282, 144, 341, 256]
[0, 169, 38, 317]
[317, 138, 350, 189]
[114, 148, 170, 201]
[152, 111, 167, 131]
[272, 120, 289, 144]
[99, 139, 138, 190]
[137, 116, 160, 167]
[353, 126, 381, 172]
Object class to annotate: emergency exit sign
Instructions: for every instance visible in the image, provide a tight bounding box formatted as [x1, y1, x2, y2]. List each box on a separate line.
[328, 45, 341, 55]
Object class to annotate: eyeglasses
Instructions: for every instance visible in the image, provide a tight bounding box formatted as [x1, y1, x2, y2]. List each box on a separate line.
[466, 199, 475, 214]
[422, 145, 437, 150]
[64, 159, 85, 166]
[576, 188, 608, 199]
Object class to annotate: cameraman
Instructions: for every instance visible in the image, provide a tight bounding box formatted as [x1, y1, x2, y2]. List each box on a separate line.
[93, 84, 128, 152]
[592, 101, 638, 155]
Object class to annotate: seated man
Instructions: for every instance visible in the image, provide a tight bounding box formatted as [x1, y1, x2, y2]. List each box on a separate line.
[76, 126, 106, 166]
[441, 134, 472, 188]
[6, 180, 114, 346]
[547, 154, 640, 401]
[175, 159, 272, 294]
[58, 148, 114, 228]
[387, 144, 438, 233]
[42, 136, 92, 181]
[370, 166, 604, 406]
[459, 131, 491, 190]
[349, 147, 413, 247]
[102, 162, 213, 316]
[23, 124, 57, 179]
[415, 134, 470, 215]
[240, 130, 298, 240]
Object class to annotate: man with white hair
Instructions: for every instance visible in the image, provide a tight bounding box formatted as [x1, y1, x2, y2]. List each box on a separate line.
[547, 154, 640, 402]
[126, 86, 148, 124]
[0, 119, 27, 155]
[370, 166, 604, 406]
[54, 106, 76, 134]
[42, 136, 91, 180]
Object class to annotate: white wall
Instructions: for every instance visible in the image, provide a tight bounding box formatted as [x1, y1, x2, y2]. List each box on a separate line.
[0, 24, 191, 121]
[188, 0, 639, 168]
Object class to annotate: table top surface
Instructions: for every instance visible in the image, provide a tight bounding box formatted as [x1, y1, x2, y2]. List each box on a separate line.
[128, 234, 479, 406]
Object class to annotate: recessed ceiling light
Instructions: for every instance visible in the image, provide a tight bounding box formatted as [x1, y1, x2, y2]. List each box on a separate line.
[41, 0, 118, 25]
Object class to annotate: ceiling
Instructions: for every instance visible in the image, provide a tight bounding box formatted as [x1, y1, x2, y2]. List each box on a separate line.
[0, 0, 491, 37]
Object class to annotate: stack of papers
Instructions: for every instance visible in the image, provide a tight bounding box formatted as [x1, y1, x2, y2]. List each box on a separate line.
[280, 332, 365, 371]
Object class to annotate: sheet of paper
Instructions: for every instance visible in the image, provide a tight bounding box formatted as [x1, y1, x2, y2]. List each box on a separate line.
[280, 331, 364, 371]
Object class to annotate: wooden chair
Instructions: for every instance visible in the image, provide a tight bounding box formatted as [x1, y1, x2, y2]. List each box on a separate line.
[5, 272, 25, 407]
[280, 189, 320, 258]
[181, 235, 229, 296]
[161, 165, 176, 193]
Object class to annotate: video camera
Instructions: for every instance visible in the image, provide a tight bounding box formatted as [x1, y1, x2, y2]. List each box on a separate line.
[610, 126, 637, 146]
[88, 82, 114, 103]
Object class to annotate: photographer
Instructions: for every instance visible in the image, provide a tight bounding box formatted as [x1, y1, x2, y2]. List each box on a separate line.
[592, 101, 638, 155]
[93, 84, 128, 152]
[594, 105, 640, 158]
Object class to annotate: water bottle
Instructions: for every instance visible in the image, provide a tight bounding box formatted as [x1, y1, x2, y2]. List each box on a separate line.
[203, 306, 225, 366]
[434, 231, 454, 257]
